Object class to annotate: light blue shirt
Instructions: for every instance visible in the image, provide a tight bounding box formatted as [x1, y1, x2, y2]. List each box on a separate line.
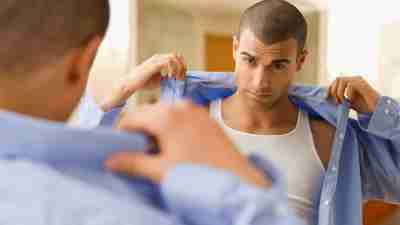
[0, 100, 301, 224]
[149, 71, 400, 225]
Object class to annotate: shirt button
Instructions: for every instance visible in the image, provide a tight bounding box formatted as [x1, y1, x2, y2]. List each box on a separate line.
[332, 167, 337, 172]
[387, 99, 392, 105]
[385, 109, 390, 115]
[324, 200, 330, 205]
[339, 133, 344, 140]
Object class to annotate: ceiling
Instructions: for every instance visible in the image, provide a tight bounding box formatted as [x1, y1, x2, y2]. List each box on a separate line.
[145, 0, 326, 15]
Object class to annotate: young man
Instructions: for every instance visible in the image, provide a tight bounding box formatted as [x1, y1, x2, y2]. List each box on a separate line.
[101, 1, 400, 225]
[0, 1, 304, 224]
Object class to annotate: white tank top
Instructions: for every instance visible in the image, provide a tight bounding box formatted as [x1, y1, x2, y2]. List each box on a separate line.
[210, 99, 325, 225]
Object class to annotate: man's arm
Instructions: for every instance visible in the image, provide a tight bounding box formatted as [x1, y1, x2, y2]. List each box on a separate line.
[101, 53, 187, 112]
[0, 157, 302, 225]
[0, 159, 183, 225]
[328, 76, 400, 203]
[355, 96, 400, 203]
[75, 53, 188, 128]
[105, 102, 303, 225]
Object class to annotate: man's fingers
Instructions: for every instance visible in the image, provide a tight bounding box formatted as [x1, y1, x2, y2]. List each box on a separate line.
[117, 105, 158, 131]
[116, 103, 176, 137]
[165, 53, 186, 80]
[329, 77, 355, 104]
[166, 57, 176, 78]
[345, 84, 356, 102]
[171, 55, 182, 80]
[155, 53, 187, 80]
[105, 152, 164, 183]
[179, 54, 188, 80]
[175, 54, 187, 80]
[329, 79, 339, 104]
[337, 79, 348, 103]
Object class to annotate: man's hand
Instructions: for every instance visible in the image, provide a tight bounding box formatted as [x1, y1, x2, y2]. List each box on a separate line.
[328, 76, 381, 114]
[104, 101, 270, 188]
[100, 53, 187, 112]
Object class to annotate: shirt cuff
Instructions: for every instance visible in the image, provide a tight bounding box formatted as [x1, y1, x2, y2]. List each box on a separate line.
[358, 96, 400, 137]
[160, 155, 290, 225]
[99, 105, 125, 127]
[160, 77, 186, 103]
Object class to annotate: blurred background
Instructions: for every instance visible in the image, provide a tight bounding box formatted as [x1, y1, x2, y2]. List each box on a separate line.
[84, 1, 400, 224]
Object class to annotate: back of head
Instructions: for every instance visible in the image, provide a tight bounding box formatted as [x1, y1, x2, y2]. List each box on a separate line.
[0, 0, 110, 77]
[239, 0, 307, 52]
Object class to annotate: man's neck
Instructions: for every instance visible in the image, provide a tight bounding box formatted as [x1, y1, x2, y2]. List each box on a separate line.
[221, 92, 299, 135]
[0, 94, 53, 121]
[0, 81, 70, 122]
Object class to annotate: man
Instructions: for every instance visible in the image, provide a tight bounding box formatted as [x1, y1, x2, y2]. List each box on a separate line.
[100, 0, 400, 225]
[0, 1, 304, 225]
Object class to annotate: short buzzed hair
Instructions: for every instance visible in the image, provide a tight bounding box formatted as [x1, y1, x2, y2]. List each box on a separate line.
[0, 0, 110, 76]
[239, 0, 307, 53]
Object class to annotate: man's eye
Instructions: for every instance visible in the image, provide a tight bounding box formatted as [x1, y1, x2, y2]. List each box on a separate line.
[273, 63, 287, 71]
[243, 57, 255, 65]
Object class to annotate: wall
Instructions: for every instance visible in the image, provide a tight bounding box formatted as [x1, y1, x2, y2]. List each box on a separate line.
[379, 22, 400, 98]
[69, 0, 134, 124]
[299, 10, 321, 84]
[135, 1, 200, 104]
[139, 2, 200, 68]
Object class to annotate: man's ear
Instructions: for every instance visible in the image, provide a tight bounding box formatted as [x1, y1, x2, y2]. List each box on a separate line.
[67, 35, 103, 85]
[296, 49, 308, 72]
[233, 35, 240, 62]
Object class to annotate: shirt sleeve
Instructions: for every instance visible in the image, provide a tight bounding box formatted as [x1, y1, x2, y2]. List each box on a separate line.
[358, 96, 400, 138]
[161, 155, 304, 225]
[0, 159, 182, 225]
[356, 96, 400, 202]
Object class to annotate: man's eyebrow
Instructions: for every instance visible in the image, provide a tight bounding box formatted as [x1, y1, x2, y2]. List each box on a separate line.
[240, 52, 291, 64]
[271, 59, 291, 64]
[240, 52, 256, 58]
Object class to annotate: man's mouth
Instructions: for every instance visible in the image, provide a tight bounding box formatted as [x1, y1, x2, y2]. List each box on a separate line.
[246, 90, 273, 98]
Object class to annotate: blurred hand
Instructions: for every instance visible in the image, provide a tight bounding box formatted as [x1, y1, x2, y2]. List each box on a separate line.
[105, 101, 270, 188]
[100, 53, 187, 112]
[328, 76, 381, 114]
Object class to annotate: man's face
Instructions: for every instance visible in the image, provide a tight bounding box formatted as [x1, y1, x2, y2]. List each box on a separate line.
[233, 30, 307, 109]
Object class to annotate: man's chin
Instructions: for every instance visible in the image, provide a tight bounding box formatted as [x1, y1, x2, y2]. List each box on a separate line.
[246, 94, 277, 108]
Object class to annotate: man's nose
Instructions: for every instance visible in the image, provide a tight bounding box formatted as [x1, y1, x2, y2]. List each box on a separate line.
[252, 67, 271, 89]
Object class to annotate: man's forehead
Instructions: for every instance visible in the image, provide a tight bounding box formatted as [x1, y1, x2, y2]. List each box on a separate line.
[238, 30, 298, 58]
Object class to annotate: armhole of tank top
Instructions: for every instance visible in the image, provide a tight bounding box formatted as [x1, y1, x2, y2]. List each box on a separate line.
[302, 110, 326, 172]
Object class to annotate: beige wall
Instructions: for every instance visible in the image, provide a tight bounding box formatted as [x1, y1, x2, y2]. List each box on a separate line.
[298, 10, 321, 85]
[139, 2, 200, 69]
[379, 22, 400, 98]
[88, 0, 133, 104]
[69, 0, 137, 123]
[135, 1, 200, 104]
